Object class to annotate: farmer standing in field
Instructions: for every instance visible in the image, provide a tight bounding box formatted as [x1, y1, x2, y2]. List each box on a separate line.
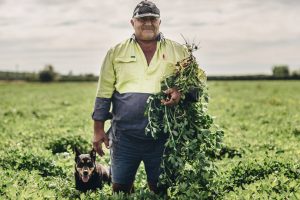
[92, 0, 192, 194]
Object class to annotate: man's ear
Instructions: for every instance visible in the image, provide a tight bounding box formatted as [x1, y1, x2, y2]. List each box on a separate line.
[159, 19, 161, 25]
[90, 149, 96, 161]
[130, 19, 135, 27]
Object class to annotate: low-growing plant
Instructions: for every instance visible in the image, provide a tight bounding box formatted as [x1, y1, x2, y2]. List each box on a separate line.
[210, 145, 243, 159]
[1, 77, 300, 199]
[0, 148, 66, 177]
[46, 135, 90, 154]
[215, 158, 300, 195]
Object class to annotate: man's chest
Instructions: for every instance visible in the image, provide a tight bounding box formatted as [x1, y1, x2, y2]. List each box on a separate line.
[141, 47, 156, 66]
[113, 51, 175, 94]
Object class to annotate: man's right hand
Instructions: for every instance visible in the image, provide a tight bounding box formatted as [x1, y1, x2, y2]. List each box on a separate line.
[93, 121, 109, 156]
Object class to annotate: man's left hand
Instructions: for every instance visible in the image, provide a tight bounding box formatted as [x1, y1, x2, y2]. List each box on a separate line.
[161, 88, 181, 106]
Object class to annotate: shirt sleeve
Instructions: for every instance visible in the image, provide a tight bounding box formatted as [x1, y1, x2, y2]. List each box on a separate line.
[96, 48, 116, 98]
[92, 48, 115, 121]
[91, 97, 113, 121]
[197, 67, 207, 83]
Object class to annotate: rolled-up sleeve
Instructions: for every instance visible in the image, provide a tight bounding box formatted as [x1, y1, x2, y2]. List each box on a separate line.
[91, 97, 112, 121]
[92, 48, 115, 121]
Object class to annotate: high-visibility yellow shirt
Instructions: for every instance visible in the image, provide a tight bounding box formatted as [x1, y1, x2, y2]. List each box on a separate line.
[96, 35, 189, 98]
[92, 34, 205, 140]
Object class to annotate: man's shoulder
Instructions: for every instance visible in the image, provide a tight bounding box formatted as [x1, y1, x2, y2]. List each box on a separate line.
[164, 38, 182, 46]
[164, 38, 187, 50]
[110, 38, 132, 51]
[105, 38, 132, 58]
[163, 38, 189, 57]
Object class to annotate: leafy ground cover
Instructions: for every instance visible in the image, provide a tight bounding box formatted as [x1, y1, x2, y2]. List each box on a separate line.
[0, 81, 299, 199]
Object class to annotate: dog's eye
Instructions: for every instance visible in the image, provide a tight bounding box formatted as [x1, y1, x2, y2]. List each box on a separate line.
[87, 162, 94, 168]
[77, 163, 84, 168]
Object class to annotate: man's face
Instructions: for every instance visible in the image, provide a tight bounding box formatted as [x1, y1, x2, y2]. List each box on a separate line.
[131, 16, 161, 41]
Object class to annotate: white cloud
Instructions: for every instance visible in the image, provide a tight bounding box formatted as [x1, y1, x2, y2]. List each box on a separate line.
[0, 0, 299, 75]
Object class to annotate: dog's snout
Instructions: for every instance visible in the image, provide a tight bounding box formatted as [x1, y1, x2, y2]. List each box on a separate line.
[83, 170, 88, 176]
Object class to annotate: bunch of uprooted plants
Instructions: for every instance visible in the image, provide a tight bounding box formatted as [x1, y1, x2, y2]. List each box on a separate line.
[145, 40, 224, 199]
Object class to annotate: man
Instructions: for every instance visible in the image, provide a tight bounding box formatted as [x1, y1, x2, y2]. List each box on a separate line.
[92, 0, 189, 194]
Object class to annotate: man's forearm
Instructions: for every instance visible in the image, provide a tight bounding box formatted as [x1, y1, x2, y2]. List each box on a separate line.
[93, 120, 109, 155]
[94, 120, 105, 135]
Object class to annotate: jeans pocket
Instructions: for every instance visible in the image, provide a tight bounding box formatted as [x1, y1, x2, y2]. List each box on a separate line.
[110, 127, 123, 143]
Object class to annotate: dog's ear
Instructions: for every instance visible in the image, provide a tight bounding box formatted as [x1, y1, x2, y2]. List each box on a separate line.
[90, 148, 96, 161]
[74, 147, 81, 162]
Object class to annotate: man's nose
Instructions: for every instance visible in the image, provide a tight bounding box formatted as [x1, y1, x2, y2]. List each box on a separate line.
[144, 19, 152, 25]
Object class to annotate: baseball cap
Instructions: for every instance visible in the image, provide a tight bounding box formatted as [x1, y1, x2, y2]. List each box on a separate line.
[133, 1, 160, 18]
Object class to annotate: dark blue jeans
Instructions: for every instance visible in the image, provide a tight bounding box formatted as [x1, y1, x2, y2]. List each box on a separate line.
[110, 130, 166, 185]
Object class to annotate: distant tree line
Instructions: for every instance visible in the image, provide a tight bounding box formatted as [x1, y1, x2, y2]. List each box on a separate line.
[0, 64, 299, 82]
[0, 65, 98, 82]
[208, 65, 300, 81]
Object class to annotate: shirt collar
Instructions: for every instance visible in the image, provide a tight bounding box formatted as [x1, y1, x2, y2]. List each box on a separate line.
[130, 32, 165, 43]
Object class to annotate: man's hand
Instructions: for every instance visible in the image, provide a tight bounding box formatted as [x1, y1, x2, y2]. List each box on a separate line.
[93, 121, 109, 156]
[161, 88, 181, 106]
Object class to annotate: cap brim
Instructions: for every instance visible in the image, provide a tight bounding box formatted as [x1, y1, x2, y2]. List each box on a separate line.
[133, 13, 160, 18]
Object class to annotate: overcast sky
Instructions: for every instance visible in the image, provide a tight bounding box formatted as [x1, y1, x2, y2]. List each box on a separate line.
[0, 0, 299, 75]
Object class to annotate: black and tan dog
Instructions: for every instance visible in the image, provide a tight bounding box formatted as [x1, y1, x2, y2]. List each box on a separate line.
[74, 147, 111, 192]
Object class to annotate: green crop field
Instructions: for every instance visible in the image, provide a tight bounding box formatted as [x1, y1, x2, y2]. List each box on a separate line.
[0, 81, 299, 199]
